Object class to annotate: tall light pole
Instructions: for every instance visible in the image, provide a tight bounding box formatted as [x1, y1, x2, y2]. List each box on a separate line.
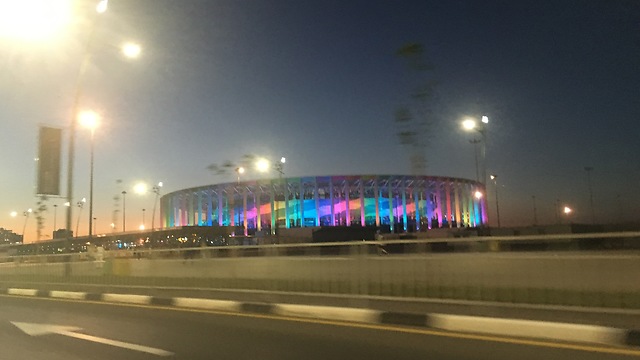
[79, 110, 99, 239]
[53, 204, 58, 232]
[462, 116, 489, 185]
[584, 166, 595, 224]
[151, 182, 163, 231]
[66, 1, 109, 238]
[22, 209, 32, 240]
[75, 198, 86, 237]
[122, 191, 127, 232]
[489, 174, 501, 227]
[256, 156, 286, 234]
[469, 139, 481, 182]
[141, 208, 146, 230]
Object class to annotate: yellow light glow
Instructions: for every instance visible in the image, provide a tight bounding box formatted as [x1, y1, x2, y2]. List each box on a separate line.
[139, 224, 145, 230]
[474, 191, 483, 199]
[0, 0, 72, 41]
[78, 110, 99, 129]
[134, 182, 147, 194]
[10, 211, 17, 217]
[462, 119, 476, 130]
[122, 42, 141, 58]
[563, 206, 572, 214]
[255, 158, 270, 172]
[237, 167, 245, 174]
[96, 0, 108, 13]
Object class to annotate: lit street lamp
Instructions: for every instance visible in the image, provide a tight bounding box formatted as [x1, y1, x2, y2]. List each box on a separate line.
[65, 1, 141, 240]
[75, 198, 86, 237]
[151, 182, 163, 231]
[79, 110, 99, 239]
[236, 167, 245, 184]
[22, 209, 32, 240]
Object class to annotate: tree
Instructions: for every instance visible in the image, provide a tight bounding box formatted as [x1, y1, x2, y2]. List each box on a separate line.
[394, 43, 438, 175]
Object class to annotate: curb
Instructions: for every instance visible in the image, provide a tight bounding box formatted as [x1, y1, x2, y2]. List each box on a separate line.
[3, 287, 639, 348]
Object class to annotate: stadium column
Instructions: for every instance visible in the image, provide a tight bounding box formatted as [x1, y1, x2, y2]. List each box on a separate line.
[374, 180, 380, 227]
[242, 188, 248, 235]
[401, 179, 408, 232]
[329, 180, 335, 226]
[197, 191, 203, 226]
[445, 180, 452, 228]
[270, 181, 276, 233]
[256, 189, 262, 232]
[284, 179, 289, 228]
[388, 183, 394, 233]
[436, 183, 443, 228]
[425, 181, 432, 229]
[481, 184, 489, 226]
[414, 186, 420, 231]
[188, 192, 194, 226]
[359, 179, 365, 227]
[345, 180, 351, 226]
[468, 185, 476, 227]
[299, 178, 304, 228]
[217, 187, 224, 226]
[229, 187, 235, 227]
[314, 179, 320, 227]
[207, 190, 213, 226]
[454, 181, 461, 228]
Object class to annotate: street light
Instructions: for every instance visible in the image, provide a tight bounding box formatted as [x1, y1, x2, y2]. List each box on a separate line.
[490, 174, 501, 227]
[0, 0, 72, 42]
[236, 167, 245, 184]
[141, 208, 146, 230]
[79, 110, 99, 239]
[462, 116, 489, 185]
[474, 191, 483, 200]
[122, 42, 142, 59]
[151, 182, 163, 231]
[21, 209, 32, 240]
[75, 198, 86, 237]
[65, 1, 141, 240]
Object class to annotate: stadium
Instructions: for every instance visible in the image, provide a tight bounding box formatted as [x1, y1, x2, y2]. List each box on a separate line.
[160, 175, 488, 234]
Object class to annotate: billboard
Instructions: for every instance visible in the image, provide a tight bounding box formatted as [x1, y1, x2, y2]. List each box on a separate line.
[37, 126, 62, 196]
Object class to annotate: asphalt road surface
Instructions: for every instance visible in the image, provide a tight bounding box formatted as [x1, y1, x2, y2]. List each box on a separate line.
[0, 295, 638, 360]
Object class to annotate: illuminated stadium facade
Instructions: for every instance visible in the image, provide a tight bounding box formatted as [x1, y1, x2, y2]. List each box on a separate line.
[160, 175, 488, 234]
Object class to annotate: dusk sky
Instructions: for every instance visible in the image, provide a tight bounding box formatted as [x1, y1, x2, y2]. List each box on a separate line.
[1, 0, 639, 241]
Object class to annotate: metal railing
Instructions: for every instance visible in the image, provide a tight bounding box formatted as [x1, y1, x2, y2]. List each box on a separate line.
[1, 232, 639, 309]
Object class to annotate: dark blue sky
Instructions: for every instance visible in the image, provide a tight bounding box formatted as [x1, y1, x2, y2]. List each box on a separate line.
[2, 0, 639, 239]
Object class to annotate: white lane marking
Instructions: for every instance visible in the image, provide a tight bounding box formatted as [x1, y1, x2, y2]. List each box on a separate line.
[173, 297, 241, 312]
[102, 293, 152, 305]
[428, 313, 627, 346]
[7, 288, 38, 296]
[274, 303, 380, 324]
[49, 291, 87, 300]
[11, 322, 173, 357]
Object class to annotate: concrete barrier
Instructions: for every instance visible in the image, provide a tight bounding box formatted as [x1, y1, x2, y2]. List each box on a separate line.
[0, 252, 639, 308]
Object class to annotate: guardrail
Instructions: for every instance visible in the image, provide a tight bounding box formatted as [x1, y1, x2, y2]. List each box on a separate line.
[1, 232, 639, 309]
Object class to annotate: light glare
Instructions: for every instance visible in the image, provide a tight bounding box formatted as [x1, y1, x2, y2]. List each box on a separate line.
[122, 42, 142, 58]
[0, 0, 72, 41]
[134, 182, 147, 194]
[96, 0, 108, 13]
[255, 158, 270, 173]
[78, 110, 100, 129]
[482, 115, 489, 124]
[474, 191, 483, 199]
[462, 119, 476, 130]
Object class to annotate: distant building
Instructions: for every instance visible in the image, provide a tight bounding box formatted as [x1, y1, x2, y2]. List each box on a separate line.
[0, 228, 22, 245]
[161, 175, 488, 234]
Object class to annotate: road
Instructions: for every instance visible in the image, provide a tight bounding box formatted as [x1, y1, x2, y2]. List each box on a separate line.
[0, 295, 637, 360]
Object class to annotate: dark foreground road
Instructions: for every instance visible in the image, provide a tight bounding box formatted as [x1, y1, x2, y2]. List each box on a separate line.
[0, 295, 638, 360]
